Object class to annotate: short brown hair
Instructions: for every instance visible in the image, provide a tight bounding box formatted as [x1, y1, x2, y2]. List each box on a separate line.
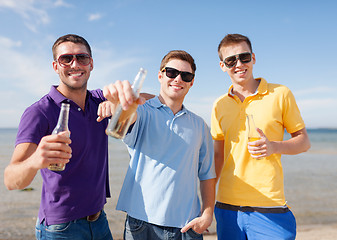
[52, 34, 92, 60]
[218, 34, 252, 61]
[160, 50, 196, 74]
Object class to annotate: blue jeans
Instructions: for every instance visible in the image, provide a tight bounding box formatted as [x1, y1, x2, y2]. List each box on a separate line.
[214, 206, 296, 240]
[35, 210, 113, 240]
[124, 215, 203, 240]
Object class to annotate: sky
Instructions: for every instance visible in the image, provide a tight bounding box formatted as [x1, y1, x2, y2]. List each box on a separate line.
[0, 0, 336, 129]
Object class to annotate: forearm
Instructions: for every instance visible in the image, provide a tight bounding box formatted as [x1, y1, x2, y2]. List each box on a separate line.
[4, 143, 39, 190]
[180, 178, 216, 234]
[214, 140, 224, 182]
[200, 178, 216, 218]
[272, 128, 311, 155]
[4, 159, 38, 190]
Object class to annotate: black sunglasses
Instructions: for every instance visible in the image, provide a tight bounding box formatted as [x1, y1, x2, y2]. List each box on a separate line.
[57, 53, 91, 67]
[223, 52, 252, 68]
[161, 67, 195, 82]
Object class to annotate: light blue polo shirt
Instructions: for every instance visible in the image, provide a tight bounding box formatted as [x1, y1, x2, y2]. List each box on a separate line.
[116, 96, 215, 228]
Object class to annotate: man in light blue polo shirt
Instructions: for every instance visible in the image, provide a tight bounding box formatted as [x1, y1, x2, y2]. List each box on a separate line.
[101, 50, 216, 239]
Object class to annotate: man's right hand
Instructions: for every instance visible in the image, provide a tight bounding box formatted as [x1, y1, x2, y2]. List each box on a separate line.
[4, 131, 72, 190]
[103, 80, 146, 111]
[33, 131, 72, 170]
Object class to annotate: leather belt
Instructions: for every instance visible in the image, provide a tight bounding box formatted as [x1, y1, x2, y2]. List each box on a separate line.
[82, 210, 102, 222]
[216, 202, 290, 214]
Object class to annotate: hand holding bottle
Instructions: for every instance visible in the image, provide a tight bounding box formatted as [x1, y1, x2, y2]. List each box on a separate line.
[33, 131, 72, 171]
[247, 115, 275, 158]
[103, 68, 147, 139]
[48, 103, 71, 171]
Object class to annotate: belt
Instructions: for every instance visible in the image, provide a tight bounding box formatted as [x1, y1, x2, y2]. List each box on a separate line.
[216, 202, 290, 214]
[81, 210, 102, 222]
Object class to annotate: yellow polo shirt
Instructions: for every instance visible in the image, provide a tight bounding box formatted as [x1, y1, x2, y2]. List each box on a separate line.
[211, 78, 305, 206]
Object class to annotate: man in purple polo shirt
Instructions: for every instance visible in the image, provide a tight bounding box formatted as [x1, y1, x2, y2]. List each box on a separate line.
[4, 34, 113, 240]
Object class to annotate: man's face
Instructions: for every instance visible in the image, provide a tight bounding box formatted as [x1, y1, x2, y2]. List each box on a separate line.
[158, 59, 194, 102]
[52, 42, 93, 91]
[219, 41, 255, 86]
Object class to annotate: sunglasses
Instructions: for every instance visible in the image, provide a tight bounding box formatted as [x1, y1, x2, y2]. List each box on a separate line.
[57, 53, 91, 67]
[161, 67, 195, 82]
[223, 52, 252, 68]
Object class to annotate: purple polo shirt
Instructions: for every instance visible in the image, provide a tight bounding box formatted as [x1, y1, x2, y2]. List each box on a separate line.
[16, 86, 111, 225]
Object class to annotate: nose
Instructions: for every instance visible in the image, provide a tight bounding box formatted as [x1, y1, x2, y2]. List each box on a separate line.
[235, 57, 244, 67]
[70, 56, 81, 67]
[173, 73, 184, 82]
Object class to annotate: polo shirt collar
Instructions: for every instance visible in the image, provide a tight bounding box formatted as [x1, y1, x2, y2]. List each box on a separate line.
[228, 77, 268, 97]
[49, 85, 91, 107]
[149, 96, 187, 114]
[49, 85, 68, 105]
[256, 77, 268, 95]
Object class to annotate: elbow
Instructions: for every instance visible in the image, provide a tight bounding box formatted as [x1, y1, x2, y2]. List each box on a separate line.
[300, 136, 311, 153]
[4, 179, 15, 191]
[4, 176, 14, 191]
[4, 168, 19, 191]
[4, 180, 22, 191]
[304, 140, 311, 152]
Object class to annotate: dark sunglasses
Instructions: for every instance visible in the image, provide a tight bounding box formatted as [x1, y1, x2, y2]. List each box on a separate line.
[223, 52, 252, 68]
[161, 67, 195, 82]
[57, 53, 91, 67]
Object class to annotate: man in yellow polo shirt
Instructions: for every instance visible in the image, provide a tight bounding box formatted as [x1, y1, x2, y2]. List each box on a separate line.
[211, 33, 311, 240]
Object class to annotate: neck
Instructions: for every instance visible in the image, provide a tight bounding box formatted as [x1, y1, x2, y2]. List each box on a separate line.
[57, 85, 87, 110]
[232, 77, 259, 102]
[158, 94, 183, 115]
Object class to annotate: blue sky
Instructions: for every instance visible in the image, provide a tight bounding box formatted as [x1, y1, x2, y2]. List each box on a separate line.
[0, 0, 336, 128]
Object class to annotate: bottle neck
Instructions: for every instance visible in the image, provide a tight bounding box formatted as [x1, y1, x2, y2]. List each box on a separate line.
[53, 104, 70, 133]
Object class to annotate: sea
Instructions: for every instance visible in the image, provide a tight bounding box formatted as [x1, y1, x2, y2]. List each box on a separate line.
[0, 128, 337, 239]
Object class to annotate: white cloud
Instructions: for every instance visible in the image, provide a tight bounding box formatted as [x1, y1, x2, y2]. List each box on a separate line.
[0, 0, 71, 32]
[0, 0, 51, 32]
[0, 35, 55, 127]
[54, 0, 72, 7]
[88, 13, 103, 21]
[0, 36, 53, 95]
[0, 36, 22, 47]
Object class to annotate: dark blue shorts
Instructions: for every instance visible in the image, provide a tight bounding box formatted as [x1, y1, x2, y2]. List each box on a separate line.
[214, 203, 296, 240]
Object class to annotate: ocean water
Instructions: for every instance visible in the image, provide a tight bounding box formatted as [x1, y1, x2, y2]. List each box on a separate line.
[0, 128, 337, 239]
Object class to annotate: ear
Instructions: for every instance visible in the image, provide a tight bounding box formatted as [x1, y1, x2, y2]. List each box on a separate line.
[252, 52, 256, 65]
[189, 78, 194, 87]
[90, 58, 94, 71]
[52, 61, 59, 74]
[158, 70, 163, 83]
[219, 61, 227, 73]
